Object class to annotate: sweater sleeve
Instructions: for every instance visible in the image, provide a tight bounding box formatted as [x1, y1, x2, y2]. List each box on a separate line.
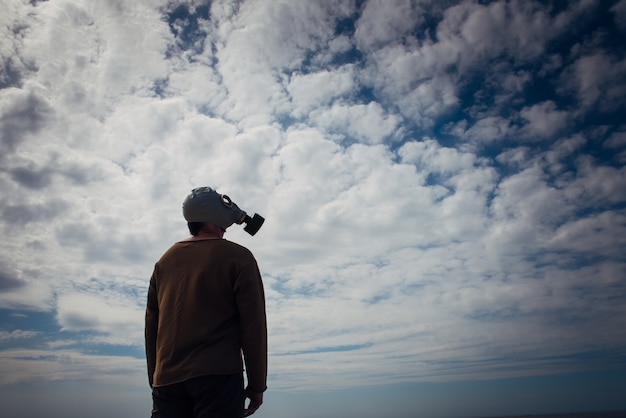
[145, 266, 159, 388]
[234, 258, 268, 393]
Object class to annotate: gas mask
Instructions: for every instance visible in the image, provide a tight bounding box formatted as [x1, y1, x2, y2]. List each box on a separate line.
[182, 187, 265, 236]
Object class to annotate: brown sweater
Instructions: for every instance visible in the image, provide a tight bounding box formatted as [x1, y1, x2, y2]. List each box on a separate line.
[145, 239, 267, 392]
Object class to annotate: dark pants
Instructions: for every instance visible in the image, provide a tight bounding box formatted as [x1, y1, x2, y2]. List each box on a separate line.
[151, 374, 244, 418]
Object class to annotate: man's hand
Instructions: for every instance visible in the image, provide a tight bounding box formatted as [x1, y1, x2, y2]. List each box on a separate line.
[244, 389, 263, 416]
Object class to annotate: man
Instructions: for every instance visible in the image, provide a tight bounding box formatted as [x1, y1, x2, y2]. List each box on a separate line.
[145, 187, 267, 418]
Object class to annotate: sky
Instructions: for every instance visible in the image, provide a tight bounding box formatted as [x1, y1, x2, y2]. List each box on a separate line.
[1, 0, 626, 417]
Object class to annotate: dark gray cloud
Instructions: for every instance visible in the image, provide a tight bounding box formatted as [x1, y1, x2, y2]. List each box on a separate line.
[8, 162, 100, 190]
[0, 263, 25, 291]
[0, 90, 53, 153]
[9, 165, 54, 189]
[0, 57, 23, 89]
[1, 199, 69, 225]
[59, 312, 97, 330]
[54, 220, 151, 266]
[0, 6, 38, 90]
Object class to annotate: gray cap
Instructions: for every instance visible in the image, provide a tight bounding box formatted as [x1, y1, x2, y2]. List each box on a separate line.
[182, 187, 246, 230]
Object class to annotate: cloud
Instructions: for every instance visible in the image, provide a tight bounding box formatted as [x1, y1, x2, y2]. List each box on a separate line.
[0, 348, 145, 386]
[210, 0, 357, 127]
[287, 66, 357, 118]
[56, 292, 144, 345]
[519, 101, 569, 139]
[0, 330, 39, 343]
[0, 86, 53, 155]
[310, 102, 403, 144]
[568, 51, 626, 111]
[451, 116, 513, 144]
[605, 129, 626, 149]
[0, 264, 26, 292]
[354, 0, 426, 52]
[612, 0, 626, 31]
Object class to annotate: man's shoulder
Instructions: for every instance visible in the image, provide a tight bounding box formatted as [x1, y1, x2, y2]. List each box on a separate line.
[219, 239, 255, 258]
[155, 239, 256, 267]
[173, 239, 254, 256]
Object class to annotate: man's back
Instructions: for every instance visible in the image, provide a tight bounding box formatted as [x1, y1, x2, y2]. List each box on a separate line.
[145, 239, 267, 393]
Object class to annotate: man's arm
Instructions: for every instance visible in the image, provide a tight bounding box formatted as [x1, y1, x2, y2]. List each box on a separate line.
[234, 259, 268, 394]
[145, 268, 159, 387]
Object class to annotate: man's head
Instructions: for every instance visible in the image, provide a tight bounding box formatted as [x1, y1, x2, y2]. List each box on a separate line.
[183, 187, 246, 231]
[182, 186, 265, 236]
